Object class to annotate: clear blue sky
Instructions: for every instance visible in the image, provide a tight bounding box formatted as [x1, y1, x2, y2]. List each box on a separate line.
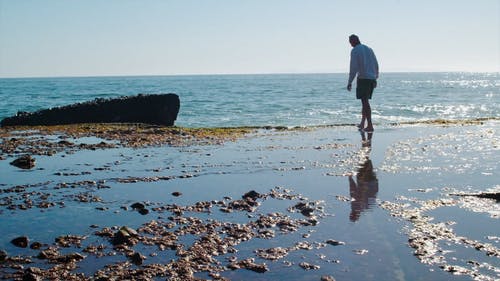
[0, 0, 499, 77]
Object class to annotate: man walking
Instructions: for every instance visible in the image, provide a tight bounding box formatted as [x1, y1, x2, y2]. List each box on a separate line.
[347, 34, 379, 132]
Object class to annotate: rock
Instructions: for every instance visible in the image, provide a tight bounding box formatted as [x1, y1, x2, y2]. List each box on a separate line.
[232, 258, 268, 273]
[61, 253, 86, 263]
[242, 190, 262, 200]
[299, 262, 320, 270]
[172, 191, 182, 197]
[474, 192, 500, 201]
[30, 242, 43, 250]
[130, 202, 149, 215]
[112, 226, 139, 245]
[454, 192, 500, 202]
[0, 250, 7, 261]
[37, 248, 59, 260]
[130, 202, 145, 210]
[255, 247, 289, 260]
[321, 276, 336, 281]
[1, 93, 180, 127]
[55, 235, 86, 247]
[57, 140, 74, 146]
[121, 226, 138, 237]
[128, 251, 146, 265]
[325, 239, 345, 246]
[300, 207, 315, 217]
[353, 249, 369, 255]
[292, 202, 316, 217]
[22, 268, 42, 281]
[11, 236, 29, 248]
[10, 155, 36, 169]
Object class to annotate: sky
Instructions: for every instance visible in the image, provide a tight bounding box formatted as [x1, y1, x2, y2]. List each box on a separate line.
[0, 0, 499, 78]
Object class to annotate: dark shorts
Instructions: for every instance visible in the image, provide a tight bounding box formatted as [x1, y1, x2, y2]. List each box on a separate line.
[356, 79, 376, 100]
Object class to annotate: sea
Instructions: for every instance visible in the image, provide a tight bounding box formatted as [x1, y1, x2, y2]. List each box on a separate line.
[0, 72, 499, 127]
[1, 73, 500, 281]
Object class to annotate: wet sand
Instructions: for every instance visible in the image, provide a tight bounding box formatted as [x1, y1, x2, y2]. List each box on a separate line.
[0, 120, 499, 281]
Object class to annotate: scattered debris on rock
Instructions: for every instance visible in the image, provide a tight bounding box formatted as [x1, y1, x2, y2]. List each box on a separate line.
[380, 189, 500, 281]
[0, 188, 342, 280]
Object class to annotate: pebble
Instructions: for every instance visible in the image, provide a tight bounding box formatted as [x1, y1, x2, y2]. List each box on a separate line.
[112, 226, 139, 246]
[353, 249, 369, 255]
[172, 191, 182, 197]
[130, 202, 149, 215]
[299, 262, 320, 270]
[130, 202, 145, 210]
[128, 251, 146, 265]
[325, 239, 345, 246]
[10, 155, 36, 169]
[29, 242, 43, 250]
[11, 236, 29, 248]
[0, 250, 7, 261]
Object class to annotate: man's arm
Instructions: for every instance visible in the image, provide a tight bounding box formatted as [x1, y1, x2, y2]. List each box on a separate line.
[347, 49, 358, 91]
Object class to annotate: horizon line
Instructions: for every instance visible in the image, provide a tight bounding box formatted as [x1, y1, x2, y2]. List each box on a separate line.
[1, 70, 499, 79]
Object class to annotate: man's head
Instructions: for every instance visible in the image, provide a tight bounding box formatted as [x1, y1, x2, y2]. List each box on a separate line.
[349, 34, 360, 47]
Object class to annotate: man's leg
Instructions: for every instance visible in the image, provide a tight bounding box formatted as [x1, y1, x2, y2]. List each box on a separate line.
[361, 98, 373, 131]
[359, 109, 366, 129]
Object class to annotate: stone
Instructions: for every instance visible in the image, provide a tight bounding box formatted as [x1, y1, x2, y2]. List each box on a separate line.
[321, 276, 336, 281]
[325, 239, 345, 246]
[130, 202, 149, 215]
[130, 202, 145, 210]
[232, 258, 268, 273]
[299, 262, 320, 270]
[30, 242, 43, 250]
[112, 226, 138, 245]
[10, 155, 36, 169]
[1, 93, 180, 127]
[255, 247, 289, 260]
[0, 250, 7, 261]
[22, 269, 42, 281]
[242, 190, 261, 200]
[128, 251, 146, 265]
[11, 236, 29, 248]
[55, 253, 86, 263]
[37, 248, 59, 260]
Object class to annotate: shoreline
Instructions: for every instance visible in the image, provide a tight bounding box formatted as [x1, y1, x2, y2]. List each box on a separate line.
[1, 119, 499, 280]
[1, 117, 497, 157]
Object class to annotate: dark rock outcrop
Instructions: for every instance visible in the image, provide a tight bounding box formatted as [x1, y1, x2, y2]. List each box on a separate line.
[1, 93, 180, 127]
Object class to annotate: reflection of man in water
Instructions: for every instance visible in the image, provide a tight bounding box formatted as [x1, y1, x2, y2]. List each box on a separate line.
[348, 132, 378, 221]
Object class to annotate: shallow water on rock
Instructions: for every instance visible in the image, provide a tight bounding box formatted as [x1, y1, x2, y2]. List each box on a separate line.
[1, 122, 498, 280]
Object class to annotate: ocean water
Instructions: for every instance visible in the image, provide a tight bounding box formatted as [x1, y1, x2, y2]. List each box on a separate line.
[0, 72, 499, 127]
[1, 73, 499, 280]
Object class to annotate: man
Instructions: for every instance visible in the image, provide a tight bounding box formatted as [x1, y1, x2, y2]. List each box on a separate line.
[347, 34, 379, 132]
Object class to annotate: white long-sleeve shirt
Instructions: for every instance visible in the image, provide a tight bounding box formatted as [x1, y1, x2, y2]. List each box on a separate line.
[348, 44, 379, 84]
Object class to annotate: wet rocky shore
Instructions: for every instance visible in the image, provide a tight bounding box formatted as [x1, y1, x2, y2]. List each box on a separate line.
[1, 121, 499, 280]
